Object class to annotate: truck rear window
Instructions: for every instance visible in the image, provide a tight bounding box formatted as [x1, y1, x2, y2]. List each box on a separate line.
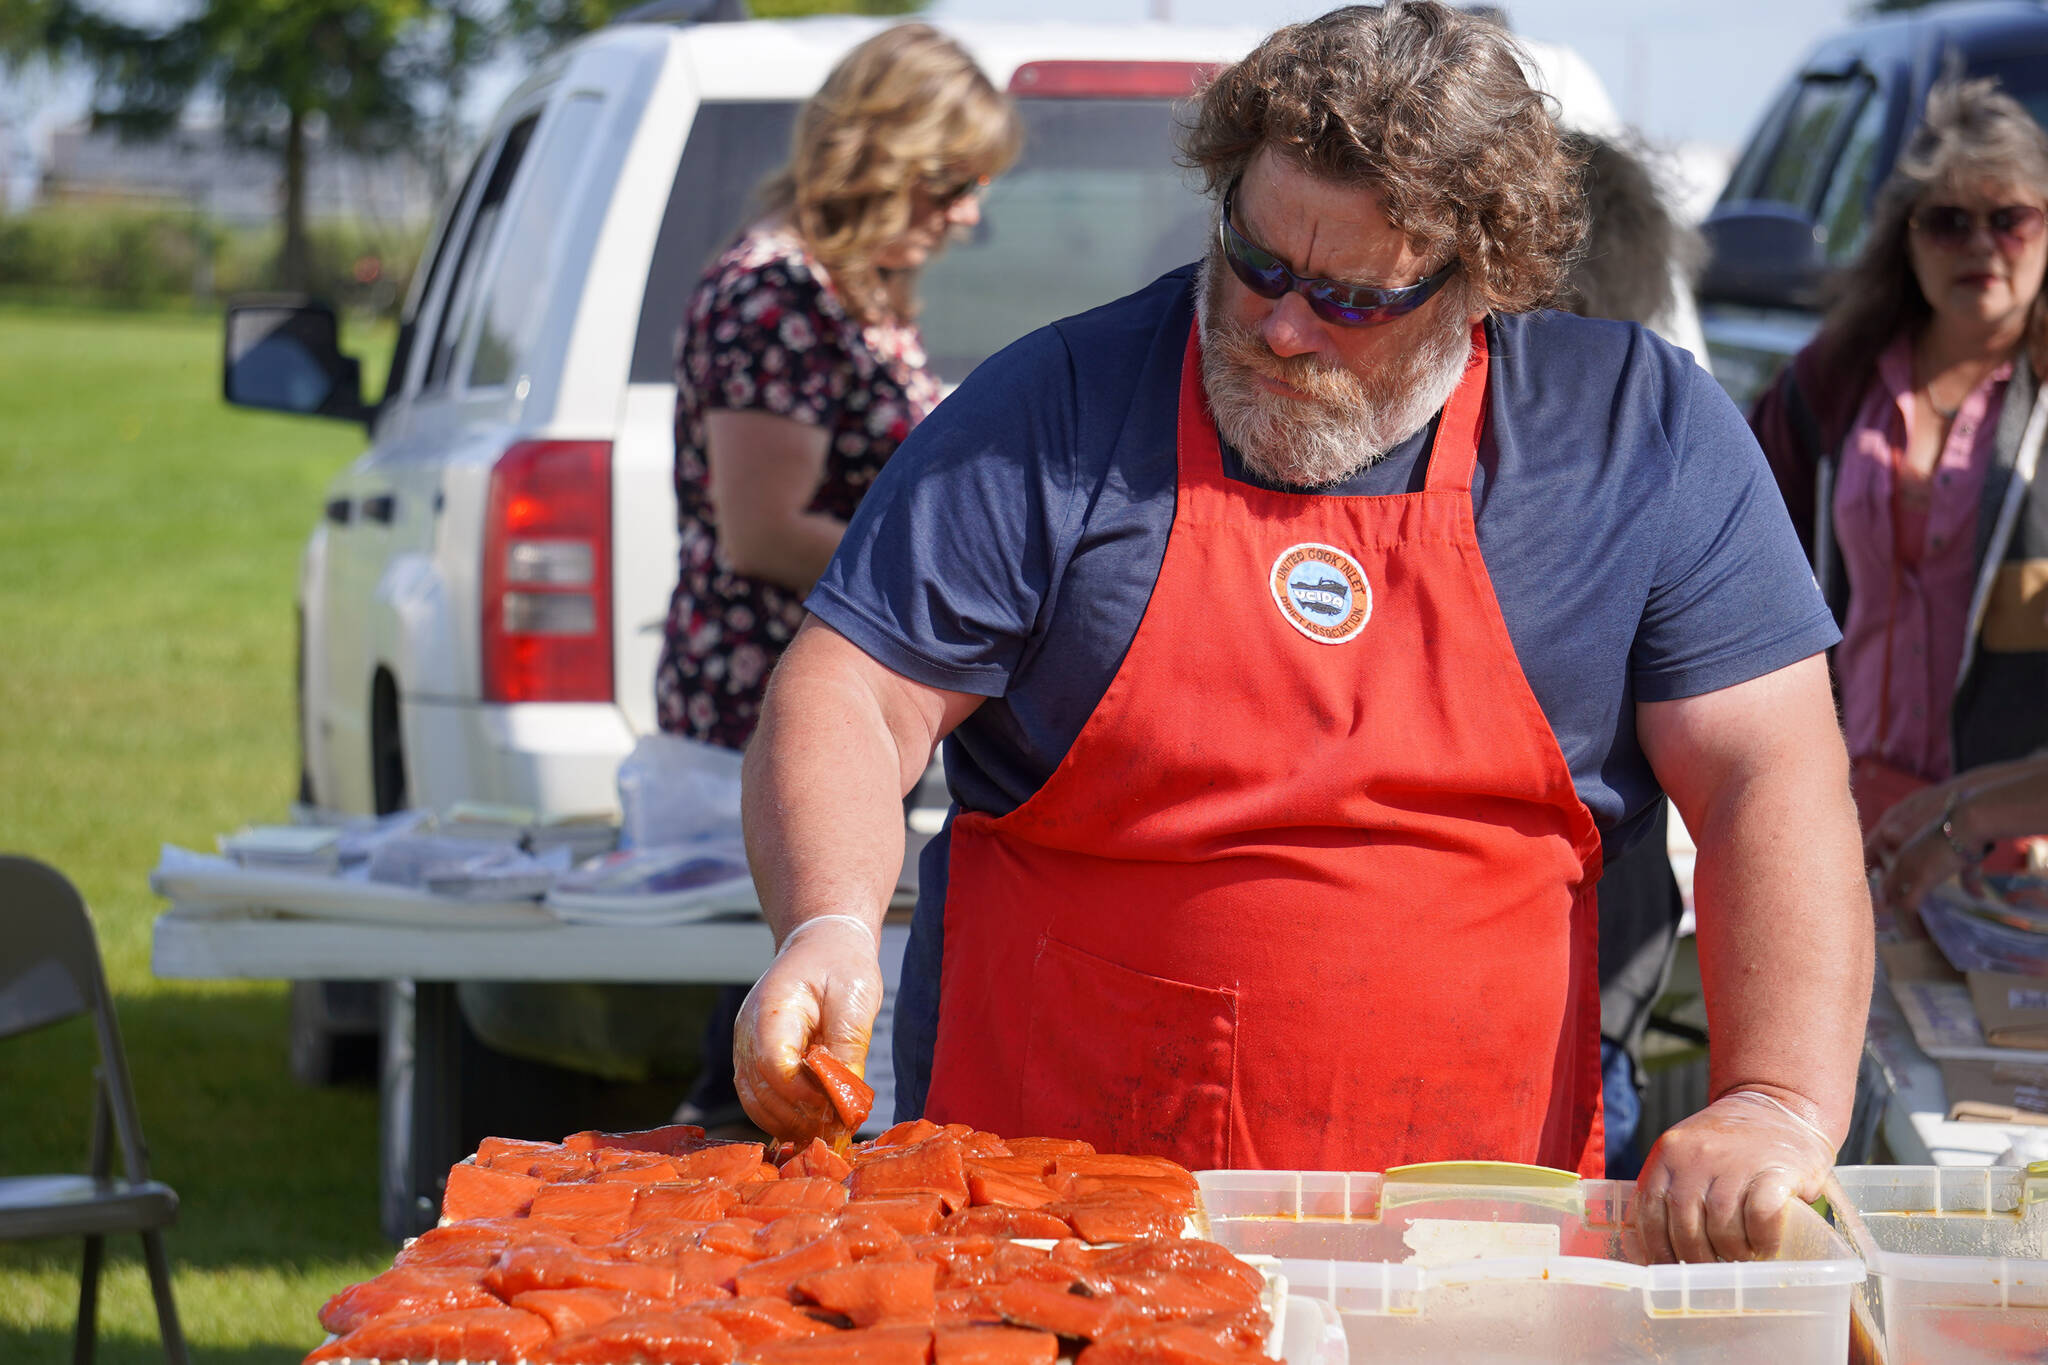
[631, 96, 1207, 387]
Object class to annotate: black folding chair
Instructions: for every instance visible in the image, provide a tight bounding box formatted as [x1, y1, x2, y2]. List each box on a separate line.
[0, 855, 187, 1365]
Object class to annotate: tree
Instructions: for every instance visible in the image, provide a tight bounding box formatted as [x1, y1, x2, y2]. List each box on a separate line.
[2, 0, 427, 289]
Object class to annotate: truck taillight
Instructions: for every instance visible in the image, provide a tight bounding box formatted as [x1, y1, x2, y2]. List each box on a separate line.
[482, 440, 613, 703]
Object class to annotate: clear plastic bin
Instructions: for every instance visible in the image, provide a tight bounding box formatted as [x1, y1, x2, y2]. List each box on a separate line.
[1195, 1163, 1863, 1364]
[1830, 1164, 2048, 1365]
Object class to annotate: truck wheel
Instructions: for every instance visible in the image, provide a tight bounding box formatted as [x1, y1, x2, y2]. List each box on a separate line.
[289, 980, 382, 1087]
[371, 670, 408, 816]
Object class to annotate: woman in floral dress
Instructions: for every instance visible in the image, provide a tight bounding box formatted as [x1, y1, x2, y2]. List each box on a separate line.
[655, 24, 1018, 1127]
[656, 24, 1020, 748]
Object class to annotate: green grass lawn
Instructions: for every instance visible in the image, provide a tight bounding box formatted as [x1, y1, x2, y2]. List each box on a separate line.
[0, 303, 395, 1362]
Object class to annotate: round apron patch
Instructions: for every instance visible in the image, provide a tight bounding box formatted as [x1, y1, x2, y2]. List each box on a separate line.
[1270, 543, 1373, 644]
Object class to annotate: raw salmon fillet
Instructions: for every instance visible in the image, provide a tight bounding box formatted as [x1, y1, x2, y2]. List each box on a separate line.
[1048, 1156, 1194, 1190]
[844, 1196, 946, 1237]
[935, 1286, 1007, 1328]
[486, 1245, 678, 1301]
[596, 1157, 686, 1185]
[532, 1181, 640, 1224]
[803, 1045, 876, 1130]
[607, 1223, 713, 1262]
[740, 1178, 849, 1218]
[1048, 1174, 1197, 1213]
[543, 1309, 738, 1364]
[1000, 1138, 1094, 1160]
[779, 1137, 854, 1182]
[751, 1212, 841, 1257]
[681, 1295, 835, 1346]
[861, 1119, 943, 1152]
[317, 1266, 499, 1336]
[563, 1124, 711, 1157]
[670, 1143, 768, 1185]
[732, 1232, 854, 1299]
[934, 1325, 1060, 1365]
[1076, 1322, 1269, 1365]
[699, 1219, 775, 1260]
[965, 1169, 1056, 1211]
[311, 1306, 552, 1365]
[1090, 1243, 1262, 1306]
[986, 1281, 1129, 1339]
[941, 1208, 1073, 1241]
[850, 1141, 971, 1212]
[511, 1287, 634, 1336]
[1046, 1190, 1184, 1244]
[832, 1209, 912, 1261]
[748, 1323, 935, 1365]
[794, 1260, 939, 1327]
[441, 1161, 545, 1221]
[635, 1181, 741, 1225]
[394, 1219, 571, 1268]
[968, 1156, 1057, 1181]
[488, 1149, 602, 1183]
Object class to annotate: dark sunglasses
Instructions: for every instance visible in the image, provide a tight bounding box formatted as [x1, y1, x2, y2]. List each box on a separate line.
[1218, 182, 1458, 327]
[1911, 202, 2046, 252]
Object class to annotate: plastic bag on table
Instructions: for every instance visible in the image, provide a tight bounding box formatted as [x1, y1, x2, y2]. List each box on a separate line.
[616, 732, 743, 850]
[366, 834, 556, 901]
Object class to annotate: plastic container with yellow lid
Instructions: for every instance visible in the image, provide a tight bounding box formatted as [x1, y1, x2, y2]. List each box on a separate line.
[1195, 1162, 1863, 1364]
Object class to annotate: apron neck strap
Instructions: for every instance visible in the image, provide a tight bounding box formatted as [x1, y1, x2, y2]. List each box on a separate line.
[1423, 322, 1491, 495]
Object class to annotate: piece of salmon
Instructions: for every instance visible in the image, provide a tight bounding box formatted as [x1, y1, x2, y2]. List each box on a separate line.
[1075, 1322, 1270, 1365]
[803, 1045, 876, 1131]
[486, 1245, 679, 1301]
[533, 1181, 640, 1223]
[984, 1281, 1129, 1340]
[1088, 1243, 1263, 1306]
[670, 1143, 769, 1185]
[1049, 1156, 1195, 1191]
[964, 1167, 1057, 1210]
[635, 1181, 742, 1226]
[699, 1219, 776, 1260]
[511, 1287, 635, 1336]
[596, 1157, 687, 1185]
[793, 1260, 939, 1327]
[1047, 1173, 1197, 1213]
[478, 1135, 566, 1164]
[440, 1161, 546, 1222]
[747, 1323, 935, 1365]
[967, 1156, 1056, 1181]
[751, 1212, 842, 1258]
[843, 1196, 946, 1237]
[681, 1295, 836, 1347]
[933, 1325, 1060, 1365]
[308, 1306, 552, 1365]
[1046, 1191, 1185, 1244]
[861, 1119, 943, 1151]
[393, 1219, 571, 1269]
[850, 1142, 970, 1212]
[731, 1232, 854, 1300]
[832, 1209, 912, 1262]
[317, 1266, 500, 1336]
[739, 1178, 850, 1218]
[935, 1287, 1007, 1328]
[939, 1208, 1075, 1242]
[1000, 1138, 1095, 1160]
[779, 1137, 854, 1182]
[562, 1124, 711, 1157]
[543, 1309, 739, 1364]
[608, 1223, 715, 1262]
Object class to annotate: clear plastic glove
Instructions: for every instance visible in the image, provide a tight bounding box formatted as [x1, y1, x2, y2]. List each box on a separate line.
[1634, 1089, 1838, 1264]
[1864, 781, 1954, 871]
[1878, 814, 1986, 917]
[733, 915, 884, 1143]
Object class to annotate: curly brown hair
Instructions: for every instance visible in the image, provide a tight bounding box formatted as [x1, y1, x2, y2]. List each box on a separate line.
[761, 24, 1022, 327]
[1179, 2, 1584, 314]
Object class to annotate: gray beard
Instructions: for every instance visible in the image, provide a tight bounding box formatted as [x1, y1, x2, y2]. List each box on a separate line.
[1194, 252, 1473, 489]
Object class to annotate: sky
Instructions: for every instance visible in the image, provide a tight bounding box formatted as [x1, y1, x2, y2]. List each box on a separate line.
[3, 0, 1862, 205]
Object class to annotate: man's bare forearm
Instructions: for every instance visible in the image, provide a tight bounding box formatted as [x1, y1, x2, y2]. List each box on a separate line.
[743, 631, 918, 945]
[1691, 754, 1871, 1138]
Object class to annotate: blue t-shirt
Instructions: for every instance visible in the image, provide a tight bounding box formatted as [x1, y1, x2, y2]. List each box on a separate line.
[807, 266, 1839, 1120]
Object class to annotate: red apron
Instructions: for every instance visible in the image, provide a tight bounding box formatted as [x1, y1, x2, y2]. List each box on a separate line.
[924, 322, 1606, 1175]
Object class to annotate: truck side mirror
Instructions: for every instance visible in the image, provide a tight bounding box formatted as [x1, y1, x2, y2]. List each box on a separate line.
[1697, 205, 1828, 311]
[223, 297, 370, 424]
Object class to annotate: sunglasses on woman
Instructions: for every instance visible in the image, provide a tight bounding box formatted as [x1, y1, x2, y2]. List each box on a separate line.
[1218, 182, 1459, 328]
[928, 173, 990, 210]
[1911, 202, 2047, 252]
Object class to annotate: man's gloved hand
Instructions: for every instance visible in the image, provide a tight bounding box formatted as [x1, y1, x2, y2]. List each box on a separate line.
[1634, 1089, 1839, 1264]
[733, 915, 884, 1142]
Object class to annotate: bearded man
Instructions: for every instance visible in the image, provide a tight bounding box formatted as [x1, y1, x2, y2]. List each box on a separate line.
[729, 1, 1874, 1265]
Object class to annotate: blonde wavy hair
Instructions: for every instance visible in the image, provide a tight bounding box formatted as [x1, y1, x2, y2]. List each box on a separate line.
[762, 25, 1022, 327]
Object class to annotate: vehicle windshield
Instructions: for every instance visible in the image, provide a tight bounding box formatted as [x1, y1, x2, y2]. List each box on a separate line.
[1972, 52, 2048, 142]
[632, 95, 1208, 387]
